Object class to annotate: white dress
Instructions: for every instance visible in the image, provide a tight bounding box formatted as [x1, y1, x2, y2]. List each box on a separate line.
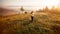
[31, 13, 35, 16]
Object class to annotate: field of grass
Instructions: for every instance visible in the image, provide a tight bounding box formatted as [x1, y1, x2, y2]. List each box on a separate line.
[0, 11, 60, 34]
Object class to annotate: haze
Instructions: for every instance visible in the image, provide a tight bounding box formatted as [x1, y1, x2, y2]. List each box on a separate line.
[1, 0, 60, 10]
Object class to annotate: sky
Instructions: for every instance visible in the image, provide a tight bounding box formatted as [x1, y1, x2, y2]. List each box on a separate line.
[0, 0, 60, 10]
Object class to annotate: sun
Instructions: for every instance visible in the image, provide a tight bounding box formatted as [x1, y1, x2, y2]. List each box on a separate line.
[28, 0, 59, 10]
[41, 0, 59, 9]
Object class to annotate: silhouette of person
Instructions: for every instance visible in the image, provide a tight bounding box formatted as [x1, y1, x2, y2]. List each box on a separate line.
[30, 11, 34, 22]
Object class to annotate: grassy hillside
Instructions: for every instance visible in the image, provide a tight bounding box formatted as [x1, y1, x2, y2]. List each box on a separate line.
[0, 11, 60, 34]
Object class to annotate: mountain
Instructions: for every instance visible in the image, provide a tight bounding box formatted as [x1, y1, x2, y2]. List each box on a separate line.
[0, 7, 18, 16]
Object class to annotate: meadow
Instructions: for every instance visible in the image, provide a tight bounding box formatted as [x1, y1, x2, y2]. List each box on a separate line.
[0, 10, 60, 34]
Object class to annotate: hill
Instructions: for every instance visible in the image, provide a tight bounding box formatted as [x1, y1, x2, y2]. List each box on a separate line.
[0, 11, 60, 34]
[0, 7, 18, 16]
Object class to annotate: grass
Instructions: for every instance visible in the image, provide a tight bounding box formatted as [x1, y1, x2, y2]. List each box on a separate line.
[0, 12, 60, 34]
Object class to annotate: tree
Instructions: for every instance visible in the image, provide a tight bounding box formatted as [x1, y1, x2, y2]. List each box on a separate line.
[20, 6, 24, 11]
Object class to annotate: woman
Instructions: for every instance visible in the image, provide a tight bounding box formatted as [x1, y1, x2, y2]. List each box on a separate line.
[30, 11, 34, 22]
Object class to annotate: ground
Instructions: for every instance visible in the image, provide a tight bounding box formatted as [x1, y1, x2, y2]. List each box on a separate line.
[0, 12, 60, 34]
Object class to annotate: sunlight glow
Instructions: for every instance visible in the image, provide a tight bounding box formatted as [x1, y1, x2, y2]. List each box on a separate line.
[1, 0, 59, 10]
